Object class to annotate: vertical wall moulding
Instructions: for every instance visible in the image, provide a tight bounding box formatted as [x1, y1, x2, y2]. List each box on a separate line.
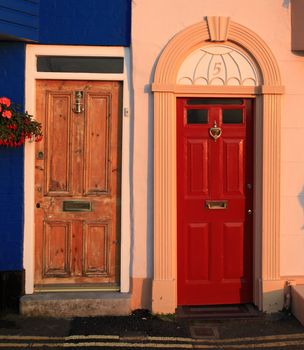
[253, 96, 263, 306]
[262, 93, 280, 281]
[153, 92, 177, 313]
[261, 92, 283, 312]
[152, 17, 284, 313]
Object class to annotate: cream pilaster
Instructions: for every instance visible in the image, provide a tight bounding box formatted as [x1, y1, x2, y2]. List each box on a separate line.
[153, 92, 177, 313]
[261, 92, 284, 311]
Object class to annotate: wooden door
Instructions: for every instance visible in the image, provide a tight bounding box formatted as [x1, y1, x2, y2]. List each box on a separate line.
[177, 98, 253, 305]
[35, 80, 121, 290]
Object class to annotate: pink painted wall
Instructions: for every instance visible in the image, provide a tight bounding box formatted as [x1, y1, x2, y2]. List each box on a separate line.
[131, 0, 304, 281]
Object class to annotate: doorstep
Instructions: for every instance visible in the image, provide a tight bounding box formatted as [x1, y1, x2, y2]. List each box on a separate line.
[291, 285, 304, 326]
[20, 292, 131, 317]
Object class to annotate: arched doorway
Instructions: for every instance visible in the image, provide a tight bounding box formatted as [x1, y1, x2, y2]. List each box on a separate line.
[152, 17, 284, 313]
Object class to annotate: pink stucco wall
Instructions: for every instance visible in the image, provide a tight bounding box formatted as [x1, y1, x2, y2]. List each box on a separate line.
[131, 0, 304, 287]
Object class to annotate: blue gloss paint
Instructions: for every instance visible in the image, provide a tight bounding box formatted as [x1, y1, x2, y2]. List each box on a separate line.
[39, 0, 131, 46]
[0, 42, 25, 271]
[0, 0, 39, 41]
[0, 0, 131, 273]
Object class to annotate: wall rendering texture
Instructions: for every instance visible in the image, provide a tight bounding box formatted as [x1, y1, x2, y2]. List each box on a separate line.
[0, 42, 25, 271]
[0, 1, 131, 274]
[39, 0, 131, 46]
[0, 0, 39, 41]
[131, 0, 304, 285]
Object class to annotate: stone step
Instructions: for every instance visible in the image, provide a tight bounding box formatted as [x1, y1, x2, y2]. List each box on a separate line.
[20, 292, 131, 317]
[291, 285, 304, 326]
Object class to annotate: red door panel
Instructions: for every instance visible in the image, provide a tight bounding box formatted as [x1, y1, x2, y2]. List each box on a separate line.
[187, 139, 209, 195]
[177, 98, 253, 305]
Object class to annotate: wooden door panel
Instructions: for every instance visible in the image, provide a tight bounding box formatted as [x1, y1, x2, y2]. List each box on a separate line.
[35, 80, 121, 289]
[177, 98, 253, 305]
[83, 221, 110, 276]
[70, 221, 83, 277]
[187, 139, 209, 195]
[223, 139, 244, 195]
[84, 93, 110, 194]
[46, 92, 72, 195]
[223, 223, 244, 279]
[43, 221, 71, 278]
[209, 222, 223, 282]
[185, 223, 209, 281]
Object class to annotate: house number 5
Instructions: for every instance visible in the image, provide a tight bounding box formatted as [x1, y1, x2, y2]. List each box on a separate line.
[213, 62, 222, 75]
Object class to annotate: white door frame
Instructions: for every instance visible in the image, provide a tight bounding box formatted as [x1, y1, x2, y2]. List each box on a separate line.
[24, 44, 131, 294]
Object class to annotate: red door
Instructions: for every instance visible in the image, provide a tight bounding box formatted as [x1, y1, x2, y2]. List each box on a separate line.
[177, 98, 253, 305]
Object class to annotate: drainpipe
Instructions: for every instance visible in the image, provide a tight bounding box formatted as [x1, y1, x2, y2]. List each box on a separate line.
[283, 280, 296, 313]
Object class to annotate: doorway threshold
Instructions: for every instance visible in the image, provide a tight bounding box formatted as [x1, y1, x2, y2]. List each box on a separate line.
[34, 283, 120, 293]
[20, 291, 131, 317]
[176, 304, 261, 320]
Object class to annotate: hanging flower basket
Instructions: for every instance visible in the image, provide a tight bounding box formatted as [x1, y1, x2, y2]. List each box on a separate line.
[0, 97, 42, 147]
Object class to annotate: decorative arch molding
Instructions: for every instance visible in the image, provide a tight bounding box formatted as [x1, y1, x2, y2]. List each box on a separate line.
[152, 17, 284, 313]
[153, 19, 282, 87]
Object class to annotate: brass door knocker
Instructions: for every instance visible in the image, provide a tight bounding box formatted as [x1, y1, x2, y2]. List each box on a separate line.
[73, 91, 84, 114]
[209, 121, 222, 142]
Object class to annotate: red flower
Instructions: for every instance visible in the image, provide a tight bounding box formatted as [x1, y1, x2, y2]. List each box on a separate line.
[2, 110, 12, 119]
[0, 98, 42, 147]
[0, 97, 11, 107]
[35, 135, 43, 142]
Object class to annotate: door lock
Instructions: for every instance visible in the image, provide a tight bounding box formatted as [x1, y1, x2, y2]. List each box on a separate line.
[36, 151, 44, 160]
[248, 209, 253, 215]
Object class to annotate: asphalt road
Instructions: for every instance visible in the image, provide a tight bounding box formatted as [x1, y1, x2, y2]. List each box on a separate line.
[1, 309, 304, 349]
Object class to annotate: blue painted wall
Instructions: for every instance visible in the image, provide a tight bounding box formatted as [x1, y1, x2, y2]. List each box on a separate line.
[0, 0, 39, 41]
[0, 42, 25, 271]
[0, 1, 131, 273]
[39, 0, 131, 46]
[0, 0, 131, 45]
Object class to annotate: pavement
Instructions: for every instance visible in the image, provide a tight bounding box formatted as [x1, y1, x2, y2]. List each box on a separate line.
[0, 308, 304, 349]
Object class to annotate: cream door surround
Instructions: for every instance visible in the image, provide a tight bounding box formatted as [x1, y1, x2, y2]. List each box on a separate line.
[152, 17, 284, 313]
[24, 45, 131, 295]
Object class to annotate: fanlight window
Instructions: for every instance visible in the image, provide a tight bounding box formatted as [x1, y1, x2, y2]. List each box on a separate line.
[177, 45, 261, 86]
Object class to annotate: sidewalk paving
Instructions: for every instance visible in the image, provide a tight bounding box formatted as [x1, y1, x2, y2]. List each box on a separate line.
[0, 309, 304, 349]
